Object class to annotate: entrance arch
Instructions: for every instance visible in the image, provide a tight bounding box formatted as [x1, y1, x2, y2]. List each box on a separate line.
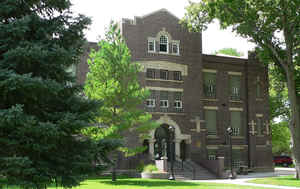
[149, 114, 191, 160]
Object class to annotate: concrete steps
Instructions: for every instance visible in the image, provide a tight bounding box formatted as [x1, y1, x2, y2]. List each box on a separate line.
[168, 160, 217, 180]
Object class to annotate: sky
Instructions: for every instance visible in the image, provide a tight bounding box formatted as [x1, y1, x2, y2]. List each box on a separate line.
[71, 0, 256, 57]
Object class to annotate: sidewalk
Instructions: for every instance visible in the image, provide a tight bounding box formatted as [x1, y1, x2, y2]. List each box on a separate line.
[189, 168, 297, 189]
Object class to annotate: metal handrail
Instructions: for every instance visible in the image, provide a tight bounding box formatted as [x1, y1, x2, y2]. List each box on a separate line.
[174, 155, 196, 180]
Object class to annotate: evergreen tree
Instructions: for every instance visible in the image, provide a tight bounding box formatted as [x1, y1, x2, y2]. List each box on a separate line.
[0, 1, 118, 188]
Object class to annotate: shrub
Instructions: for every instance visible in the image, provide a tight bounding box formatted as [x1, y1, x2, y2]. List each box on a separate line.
[143, 164, 158, 173]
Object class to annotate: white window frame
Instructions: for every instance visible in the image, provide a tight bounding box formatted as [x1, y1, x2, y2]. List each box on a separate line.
[172, 42, 179, 55]
[174, 100, 182, 109]
[146, 99, 156, 108]
[160, 100, 169, 108]
[148, 38, 156, 53]
[159, 35, 169, 53]
[208, 155, 216, 160]
[232, 127, 240, 136]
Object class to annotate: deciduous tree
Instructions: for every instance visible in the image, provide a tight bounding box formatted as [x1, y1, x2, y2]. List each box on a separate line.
[84, 22, 157, 155]
[182, 0, 300, 178]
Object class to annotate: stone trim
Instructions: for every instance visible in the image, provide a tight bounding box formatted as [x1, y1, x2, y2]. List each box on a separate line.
[204, 106, 219, 110]
[139, 61, 188, 76]
[232, 146, 246, 150]
[200, 99, 219, 102]
[232, 136, 245, 139]
[229, 107, 243, 111]
[228, 71, 242, 76]
[145, 86, 183, 92]
[206, 135, 220, 139]
[203, 69, 217, 73]
[150, 112, 186, 116]
[229, 100, 243, 103]
[256, 114, 263, 117]
[256, 145, 268, 148]
[207, 145, 219, 150]
[145, 78, 184, 83]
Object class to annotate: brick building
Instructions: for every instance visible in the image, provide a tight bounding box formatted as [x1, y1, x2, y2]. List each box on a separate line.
[77, 9, 273, 176]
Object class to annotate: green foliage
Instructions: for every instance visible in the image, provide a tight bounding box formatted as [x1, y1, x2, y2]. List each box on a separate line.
[135, 162, 145, 173]
[0, 1, 118, 188]
[269, 65, 290, 121]
[182, 0, 300, 176]
[271, 121, 291, 155]
[142, 164, 158, 173]
[84, 22, 158, 156]
[214, 48, 244, 57]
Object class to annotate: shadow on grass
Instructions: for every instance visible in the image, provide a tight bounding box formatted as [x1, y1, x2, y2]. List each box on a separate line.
[100, 179, 199, 187]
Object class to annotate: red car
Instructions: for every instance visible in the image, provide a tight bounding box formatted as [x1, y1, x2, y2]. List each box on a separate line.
[273, 156, 293, 167]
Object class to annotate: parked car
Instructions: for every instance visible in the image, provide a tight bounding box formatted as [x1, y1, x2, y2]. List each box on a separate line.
[273, 156, 293, 167]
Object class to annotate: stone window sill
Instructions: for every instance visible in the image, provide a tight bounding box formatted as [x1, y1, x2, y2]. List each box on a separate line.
[201, 98, 219, 102]
[229, 100, 243, 103]
[146, 78, 183, 83]
[232, 136, 245, 139]
[206, 135, 219, 139]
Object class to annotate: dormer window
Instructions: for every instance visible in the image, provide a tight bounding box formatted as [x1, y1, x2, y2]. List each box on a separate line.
[148, 38, 156, 52]
[159, 35, 168, 53]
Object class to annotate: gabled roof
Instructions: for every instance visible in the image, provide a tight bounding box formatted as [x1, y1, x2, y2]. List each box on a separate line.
[122, 8, 180, 25]
[139, 8, 180, 21]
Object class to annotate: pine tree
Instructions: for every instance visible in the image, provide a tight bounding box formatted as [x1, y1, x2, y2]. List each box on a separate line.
[0, 1, 117, 188]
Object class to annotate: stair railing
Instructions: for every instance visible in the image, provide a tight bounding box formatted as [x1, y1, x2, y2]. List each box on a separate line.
[175, 155, 196, 180]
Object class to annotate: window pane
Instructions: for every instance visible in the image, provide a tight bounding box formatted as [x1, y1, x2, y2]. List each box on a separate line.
[173, 71, 182, 81]
[231, 111, 241, 135]
[205, 110, 217, 135]
[204, 72, 216, 98]
[160, 70, 168, 80]
[172, 43, 178, 54]
[159, 35, 168, 52]
[146, 69, 155, 79]
[230, 75, 241, 100]
[148, 40, 154, 51]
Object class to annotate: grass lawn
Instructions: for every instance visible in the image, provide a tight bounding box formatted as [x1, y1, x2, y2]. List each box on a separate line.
[1, 177, 280, 189]
[248, 175, 300, 187]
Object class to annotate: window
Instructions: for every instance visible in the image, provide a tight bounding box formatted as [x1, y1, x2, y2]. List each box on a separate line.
[146, 99, 156, 108]
[173, 92, 182, 112]
[160, 91, 169, 111]
[205, 110, 217, 135]
[159, 35, 168, 53]
[207, 149, 217, 160]
[232, 150, 243, 168]
[173, 71, 182, 81]
[230, 111, 242, 136]
[146, 68, 156, 79]
[204, 72, 216, 98]
[148, 39, 155, 52]
[256, 76, 262, 98]
[174, 101, 182, 109]
[172, 43, 179, 54]
[160, 69, 169, 80]
[256, 117, 264, 135]
[146, 90, 156, 111]
[230, 75, 241, 100]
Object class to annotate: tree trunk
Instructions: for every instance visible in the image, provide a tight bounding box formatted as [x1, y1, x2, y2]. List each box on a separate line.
[286, 70, 300, 179]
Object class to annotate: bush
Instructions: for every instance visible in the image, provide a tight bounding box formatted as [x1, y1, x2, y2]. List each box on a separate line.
[136, 162, 145, 173]
[142, 164, 158, 173]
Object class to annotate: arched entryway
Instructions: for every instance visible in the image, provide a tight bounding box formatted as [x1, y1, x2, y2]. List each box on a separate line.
[153, 124, 175, 161]
[148, 114, 191, 161]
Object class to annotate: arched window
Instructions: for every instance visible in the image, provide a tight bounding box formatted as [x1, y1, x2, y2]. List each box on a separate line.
[159, 35, 168, 53]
